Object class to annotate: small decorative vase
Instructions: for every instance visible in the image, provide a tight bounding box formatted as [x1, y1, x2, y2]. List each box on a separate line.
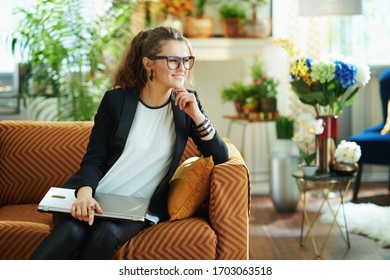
[333, 162, 359, 175]
[270, 139, 300, 213]
[301, 165, 318, 176]
[243, 19, 271, 38]
[316, 116, 338, 173]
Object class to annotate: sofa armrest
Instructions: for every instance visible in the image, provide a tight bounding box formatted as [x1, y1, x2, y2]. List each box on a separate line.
[208, 142, 250, 260]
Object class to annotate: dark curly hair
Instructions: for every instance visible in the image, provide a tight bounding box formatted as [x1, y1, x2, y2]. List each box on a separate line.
[112, 26, 194, 89]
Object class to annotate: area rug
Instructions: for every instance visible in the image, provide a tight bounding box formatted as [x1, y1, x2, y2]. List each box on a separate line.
[320, 202, 390, 247]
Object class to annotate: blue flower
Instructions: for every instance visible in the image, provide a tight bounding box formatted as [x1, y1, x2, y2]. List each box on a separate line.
[335, 61, 358, 88]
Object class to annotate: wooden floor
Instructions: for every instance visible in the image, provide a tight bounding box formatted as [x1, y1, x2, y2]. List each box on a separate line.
[249, 181, 390, 260]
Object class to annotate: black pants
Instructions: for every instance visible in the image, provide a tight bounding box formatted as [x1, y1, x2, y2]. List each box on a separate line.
[31, 214, 149, 260]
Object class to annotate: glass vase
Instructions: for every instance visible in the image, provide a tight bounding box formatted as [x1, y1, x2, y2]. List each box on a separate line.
[316, 116, 338, 173]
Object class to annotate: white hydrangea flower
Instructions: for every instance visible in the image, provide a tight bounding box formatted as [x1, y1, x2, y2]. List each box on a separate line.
[346, 57, 371, 86]
[334, 140, 362, 163]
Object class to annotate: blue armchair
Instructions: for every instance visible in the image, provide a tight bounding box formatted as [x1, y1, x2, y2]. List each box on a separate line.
[347, 68, 390, 201]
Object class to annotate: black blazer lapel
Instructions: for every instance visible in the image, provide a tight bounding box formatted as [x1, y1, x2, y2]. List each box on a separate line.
[171, 97, 189, 172]
[110, 88, 140, 166]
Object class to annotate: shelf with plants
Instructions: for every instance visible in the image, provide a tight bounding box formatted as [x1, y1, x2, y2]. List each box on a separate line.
[220, 59, 279, 121]
[160, 0, 272, 39]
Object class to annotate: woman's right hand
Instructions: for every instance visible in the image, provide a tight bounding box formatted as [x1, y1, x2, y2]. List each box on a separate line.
[71, 186, 103, 225]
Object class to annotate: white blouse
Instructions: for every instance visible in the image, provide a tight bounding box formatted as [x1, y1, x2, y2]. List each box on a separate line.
[97, 99, 175, 223]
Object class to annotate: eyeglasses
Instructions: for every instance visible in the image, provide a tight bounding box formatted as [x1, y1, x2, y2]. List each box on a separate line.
[148, 56, 195, 70]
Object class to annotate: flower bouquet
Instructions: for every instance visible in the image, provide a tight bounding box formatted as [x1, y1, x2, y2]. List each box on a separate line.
[274, 39, 371, 117]
[333, 140, 361, 175]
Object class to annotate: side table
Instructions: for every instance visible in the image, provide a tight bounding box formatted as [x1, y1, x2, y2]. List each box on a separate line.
[292, 170, 355, 258]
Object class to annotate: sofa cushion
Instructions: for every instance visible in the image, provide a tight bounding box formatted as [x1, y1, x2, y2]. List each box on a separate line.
[0, 204, 52, 224]
[0, 204, 52, 259]
[0, 121, 92, 206]
[168, 156, 214, 221]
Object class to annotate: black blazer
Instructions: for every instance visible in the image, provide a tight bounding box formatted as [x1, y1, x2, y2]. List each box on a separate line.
[63, 87, 229, 221]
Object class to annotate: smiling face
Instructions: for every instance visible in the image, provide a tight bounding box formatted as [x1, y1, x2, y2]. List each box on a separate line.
[150, 40, 191, 90]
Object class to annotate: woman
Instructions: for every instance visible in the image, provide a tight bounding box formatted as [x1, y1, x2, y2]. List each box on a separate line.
[31, 26, 228, 260]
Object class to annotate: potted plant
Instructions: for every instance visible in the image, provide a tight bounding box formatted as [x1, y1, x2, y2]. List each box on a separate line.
[250, 60, 279, 116]
[276, 116, 294, 139]
[243, 0, 271, 38]
[218, 3, 246, 38]
[242, 97, 259, 117]
[184, 0, 214, 38]
[293, 113, 325, 176]
[220, 81, 251, 115]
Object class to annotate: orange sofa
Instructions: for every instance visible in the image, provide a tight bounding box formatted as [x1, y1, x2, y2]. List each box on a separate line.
[0, 121, 250, 260]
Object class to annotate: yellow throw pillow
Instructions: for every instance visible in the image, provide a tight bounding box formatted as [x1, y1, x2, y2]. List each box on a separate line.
[168, 156, 214, 221]
[381, 99, 390, 135]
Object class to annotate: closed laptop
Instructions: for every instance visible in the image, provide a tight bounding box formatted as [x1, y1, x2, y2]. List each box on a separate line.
[37, 187, 149, 222]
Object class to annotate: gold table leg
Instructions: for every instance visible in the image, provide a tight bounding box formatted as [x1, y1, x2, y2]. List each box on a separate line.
[295, 177, 352, 258]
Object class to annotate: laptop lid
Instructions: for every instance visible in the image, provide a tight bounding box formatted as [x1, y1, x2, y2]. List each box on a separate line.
[37, 187, 150, 222]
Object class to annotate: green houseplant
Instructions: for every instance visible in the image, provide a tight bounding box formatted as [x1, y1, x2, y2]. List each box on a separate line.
[220, 60, 279, 118]
[251, 61, 279, 98]
[242, 0, 271, 38]
[245, 0, 267, 21]
[276, 116, 294, 139]
[221, 81, 251, 114]
[250, 60, 279, 115]
[218, 3, 246, 37]
[194, 0, 208, 16]
[10, 0, 138, 121]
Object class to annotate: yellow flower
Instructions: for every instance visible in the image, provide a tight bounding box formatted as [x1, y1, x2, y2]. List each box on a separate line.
[291, 57, 312, 85]
[273, 38, 301, 57]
